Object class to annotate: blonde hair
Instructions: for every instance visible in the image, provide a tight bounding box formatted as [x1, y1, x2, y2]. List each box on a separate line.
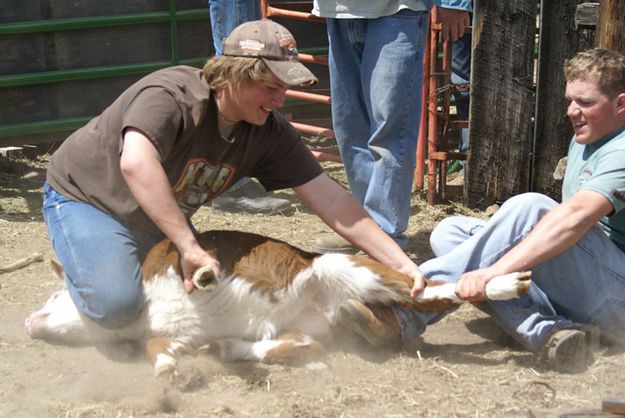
[202, 56, 274, 93]
[564, 48, 625, 99]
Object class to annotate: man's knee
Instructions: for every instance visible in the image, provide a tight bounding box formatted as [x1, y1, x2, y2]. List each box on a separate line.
[430, 216, 479, 257]
[502, 192, 557, 213]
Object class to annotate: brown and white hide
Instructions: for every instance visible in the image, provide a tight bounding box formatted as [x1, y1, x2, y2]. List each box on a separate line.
[25, 230, 530, 376]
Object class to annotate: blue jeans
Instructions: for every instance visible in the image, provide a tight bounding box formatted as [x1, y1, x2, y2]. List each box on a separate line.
[394, 193, 625, 351]
[451, 32, 471, 152]
[42, 183, 163, 329]
[326, 10, 429, 247]
[208, 0, 260, 55]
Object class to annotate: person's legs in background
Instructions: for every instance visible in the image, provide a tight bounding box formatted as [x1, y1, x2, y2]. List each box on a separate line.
[207, 0, 292, 214]
[313, 10, 429, 253]
[448, 31, 471, 177]
[208, 0, 260, 55]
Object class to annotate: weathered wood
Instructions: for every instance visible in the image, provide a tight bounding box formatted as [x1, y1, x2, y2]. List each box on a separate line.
[466, 0, 536, 209]
[602, 397, 625, 415]
[528, 409, 619, 418]
[597, 0, 625, 54]
[531, 0, 595, 200]
[575, 2, 599, 27]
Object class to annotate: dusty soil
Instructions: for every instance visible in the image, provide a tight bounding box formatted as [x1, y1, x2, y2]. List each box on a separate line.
[1, 150, 624, 418]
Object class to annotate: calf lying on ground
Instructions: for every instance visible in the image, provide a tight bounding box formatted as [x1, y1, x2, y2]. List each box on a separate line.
[25, 230, 530, 376]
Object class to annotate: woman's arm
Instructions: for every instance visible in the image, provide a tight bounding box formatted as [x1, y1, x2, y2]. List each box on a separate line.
[120, 128, 221, 292]
[294, 173, 427, 293]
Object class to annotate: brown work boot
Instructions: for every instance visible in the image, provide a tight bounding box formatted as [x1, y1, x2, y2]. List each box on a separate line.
[542, 325, 600, 373]
[336, 299, 402, 348]
[312, 233, 358, 254]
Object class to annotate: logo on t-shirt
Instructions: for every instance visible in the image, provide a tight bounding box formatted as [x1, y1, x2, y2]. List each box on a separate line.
[578, 168, 593, 188]
[173, 159, 234, 215]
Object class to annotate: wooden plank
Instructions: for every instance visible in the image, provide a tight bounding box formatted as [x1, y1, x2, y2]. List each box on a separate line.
[597, 0, 625, 54]
[466, 0, 536, 209]
[531, 0, 595, 200]
[528, 409, 619, 417]
[602, 397, 625, 415]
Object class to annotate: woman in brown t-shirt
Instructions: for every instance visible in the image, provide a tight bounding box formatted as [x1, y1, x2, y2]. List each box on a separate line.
[41, 20, 426, 332]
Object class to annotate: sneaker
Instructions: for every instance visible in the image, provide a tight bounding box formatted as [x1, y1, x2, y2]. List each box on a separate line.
[211, 195, 292, 214]
[211, 178, 292, 214]
[542, 326, 599, 373]
[336, 299, 402, 348]
[312, 233, 358, 254]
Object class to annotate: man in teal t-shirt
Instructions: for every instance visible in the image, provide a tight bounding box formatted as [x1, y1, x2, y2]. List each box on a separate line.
[338, 48, 625, 373]
[563, 125, 625, 252]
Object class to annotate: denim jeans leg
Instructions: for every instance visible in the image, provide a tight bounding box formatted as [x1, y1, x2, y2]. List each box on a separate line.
[452, 33, 471, 151]
[327, 11, 428, 245]
[530, 226, 625, 345]
[326, 18, 372, 202]
[208, 0, 261, 55]
[42, 183, 160, 329]
[428, 215, 486, 257]
[481, 224, 625, 350]
[394, 193, 571, 348]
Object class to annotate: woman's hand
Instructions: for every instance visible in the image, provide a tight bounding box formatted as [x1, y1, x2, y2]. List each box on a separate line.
[180, 247, 221, 294]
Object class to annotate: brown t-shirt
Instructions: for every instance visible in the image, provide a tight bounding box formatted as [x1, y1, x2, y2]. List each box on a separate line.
[47, 65, 323, 235]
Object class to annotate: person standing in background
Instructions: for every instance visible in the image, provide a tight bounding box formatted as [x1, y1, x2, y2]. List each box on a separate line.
[447, 1, 472, 179]
[311, 0, 471, 253]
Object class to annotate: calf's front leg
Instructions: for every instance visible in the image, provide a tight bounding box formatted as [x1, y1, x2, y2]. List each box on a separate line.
[145, 336, 192, 377]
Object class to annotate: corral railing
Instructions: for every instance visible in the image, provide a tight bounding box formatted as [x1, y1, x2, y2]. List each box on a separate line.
[0, 0, 330, 149]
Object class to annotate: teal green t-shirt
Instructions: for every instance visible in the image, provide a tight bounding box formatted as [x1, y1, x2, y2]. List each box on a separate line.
[562, 126, 625, 252]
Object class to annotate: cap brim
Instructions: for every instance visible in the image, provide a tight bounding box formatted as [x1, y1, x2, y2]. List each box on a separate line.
[262, 58, 318, 87]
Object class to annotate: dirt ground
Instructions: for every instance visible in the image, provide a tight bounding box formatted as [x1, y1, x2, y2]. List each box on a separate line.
[1, 150, 624, 418]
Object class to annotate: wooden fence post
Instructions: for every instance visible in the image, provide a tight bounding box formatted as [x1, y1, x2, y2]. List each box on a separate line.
[531, 0, 595, 200]
[466, 0, 536, 209]
[597, 0, 625, 53]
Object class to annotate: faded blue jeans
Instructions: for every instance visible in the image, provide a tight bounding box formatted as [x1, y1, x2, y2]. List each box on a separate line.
[42, 182, 163, 329]
[394, 193, 625, 352]
[451, 31, 471, 152]
[326, 10, 429, 247]
[208, 0, 260, 55]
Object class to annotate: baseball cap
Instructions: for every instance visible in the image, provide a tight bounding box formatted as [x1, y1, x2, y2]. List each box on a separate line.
[222, 19, 318, 87]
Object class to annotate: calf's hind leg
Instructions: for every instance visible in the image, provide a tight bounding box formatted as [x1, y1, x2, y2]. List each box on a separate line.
[263, 332, 327, 365]
[205, 332, 326, 366]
